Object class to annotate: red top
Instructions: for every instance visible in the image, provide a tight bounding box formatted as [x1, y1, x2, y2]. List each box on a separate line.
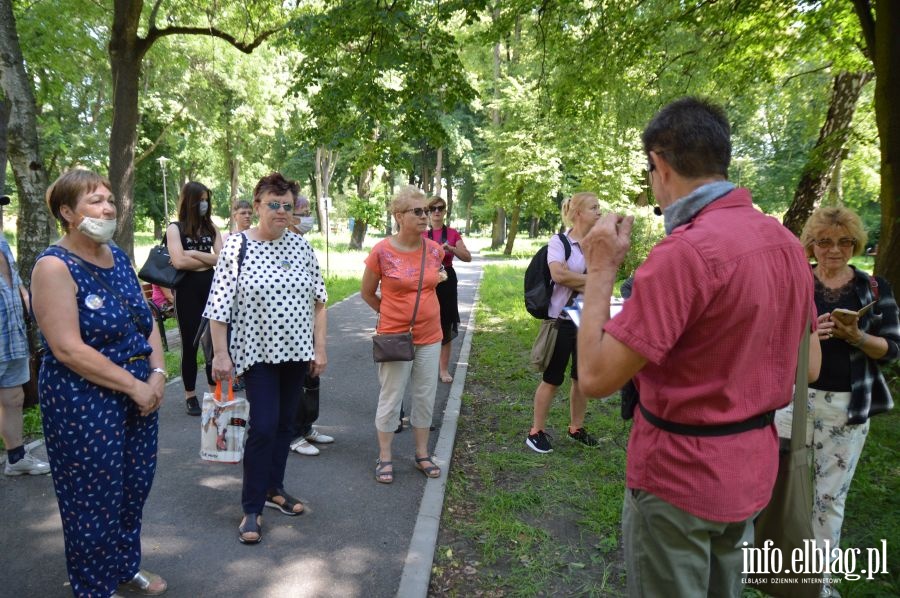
[365, 238, 444, 345]
[604, 188, 815, 522]
[423, 226, 463, 269]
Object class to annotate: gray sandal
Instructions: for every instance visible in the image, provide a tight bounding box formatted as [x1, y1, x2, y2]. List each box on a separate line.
[375, 458, 393, 483]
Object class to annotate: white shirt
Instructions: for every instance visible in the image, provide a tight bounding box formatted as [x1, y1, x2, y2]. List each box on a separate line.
[203, 231, 327, 376]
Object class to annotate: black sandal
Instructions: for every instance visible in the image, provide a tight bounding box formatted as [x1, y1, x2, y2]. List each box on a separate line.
[265, 489, 305, 516]
[238, 513, 262, 545]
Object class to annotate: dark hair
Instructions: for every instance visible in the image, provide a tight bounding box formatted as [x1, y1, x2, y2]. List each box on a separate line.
[642, 97, 731, 179]
[177, 181, 214, 240]
[253, 172, 299, 205]
[232, 199, 252, 213]
[45, 169, 111, 231]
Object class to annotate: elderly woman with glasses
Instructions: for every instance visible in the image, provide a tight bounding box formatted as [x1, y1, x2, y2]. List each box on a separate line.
[361, 186, 444, 484]
[423, 196, 471, 383]
[776, 206, 898, 594]
[205, 172, 327, 545]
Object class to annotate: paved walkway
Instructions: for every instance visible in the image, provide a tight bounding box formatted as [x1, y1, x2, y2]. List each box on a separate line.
[0, 257, 484, 598]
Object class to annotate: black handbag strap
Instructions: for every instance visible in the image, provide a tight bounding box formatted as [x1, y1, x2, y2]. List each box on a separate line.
[193, 232, 247, 348]
[59, 247, 149, 337]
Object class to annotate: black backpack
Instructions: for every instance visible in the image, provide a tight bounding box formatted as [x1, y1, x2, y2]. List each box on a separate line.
[523, 232, 571, 319]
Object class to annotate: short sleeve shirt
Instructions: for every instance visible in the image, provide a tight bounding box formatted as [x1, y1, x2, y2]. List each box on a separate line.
[603, 189, 815, 522]
[203, 231, 327, 376]
[0, 238, 28, 361]
[423, 226, 463, 268]
[365, 238, 443, 345]
[547, 231, 584, 320]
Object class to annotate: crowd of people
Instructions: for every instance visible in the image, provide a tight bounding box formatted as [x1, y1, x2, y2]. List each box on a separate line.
[2, 96, 896, 598]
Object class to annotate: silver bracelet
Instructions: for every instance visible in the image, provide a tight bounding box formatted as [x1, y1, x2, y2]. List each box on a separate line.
[150, 367, 168, 380]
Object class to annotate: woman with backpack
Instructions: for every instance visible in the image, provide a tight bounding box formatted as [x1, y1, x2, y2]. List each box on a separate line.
[166, 181, 223, 416]
[423, 196, 471, 383]
[525, 192, 601, 454]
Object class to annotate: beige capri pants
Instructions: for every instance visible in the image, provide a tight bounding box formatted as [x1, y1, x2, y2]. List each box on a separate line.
[375, 341, 441, 433]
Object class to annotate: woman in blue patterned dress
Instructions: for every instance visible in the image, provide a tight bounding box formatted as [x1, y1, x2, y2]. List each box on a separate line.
[31, 169, 169, 597]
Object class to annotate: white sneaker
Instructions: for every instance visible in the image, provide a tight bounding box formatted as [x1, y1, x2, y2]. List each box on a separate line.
[290, 438, 320, 456]
[4, 451, 51, 476]
[305, 427, 334, 444]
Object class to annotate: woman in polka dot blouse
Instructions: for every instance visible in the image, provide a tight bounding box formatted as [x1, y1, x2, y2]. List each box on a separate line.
[31, 169, 168, 597]
[204, 172, 327, 545]
[361, 185, 444, 484]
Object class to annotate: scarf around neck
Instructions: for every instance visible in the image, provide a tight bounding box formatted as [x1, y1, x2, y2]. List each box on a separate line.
[662, 180, 736, 235]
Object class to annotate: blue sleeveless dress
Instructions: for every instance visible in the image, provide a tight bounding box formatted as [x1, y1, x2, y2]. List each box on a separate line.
[35, 244, 159, 598]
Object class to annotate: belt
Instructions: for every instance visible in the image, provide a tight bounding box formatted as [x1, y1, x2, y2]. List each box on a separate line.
[638, 403, 775, 437]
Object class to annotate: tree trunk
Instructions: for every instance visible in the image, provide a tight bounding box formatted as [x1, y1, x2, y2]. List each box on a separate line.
[0, 0, 52, 282]
[782, 71, 872, 235]
[446, 180, 453, 221]
[503, 202, 520, 256]
[314, 146, 337, 234]
[349, 167, 373, 250]
[433, 147, 443, 199]
[108, 0, 151, 262]
[491, 207, 506, 250]
[0, 96, 9, 231]
[870, 1, 900, 290]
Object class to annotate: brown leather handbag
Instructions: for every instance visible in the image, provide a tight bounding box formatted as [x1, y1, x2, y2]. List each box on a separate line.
[372, 243, 426, 363]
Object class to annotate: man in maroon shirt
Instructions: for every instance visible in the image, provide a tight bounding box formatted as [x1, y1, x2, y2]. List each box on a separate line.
[577, 97, 820, 597]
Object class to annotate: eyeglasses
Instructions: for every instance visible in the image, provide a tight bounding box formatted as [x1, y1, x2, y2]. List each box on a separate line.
[402, 208, 428, 217]
[814, 238, 856, 249]
[265, 201, 293, 211]
[429, 206, 446, 214]
[293, 212, 311, 218]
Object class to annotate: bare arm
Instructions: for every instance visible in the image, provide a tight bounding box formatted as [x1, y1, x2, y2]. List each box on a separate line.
[310, 300, 328, 377]
[165, 224, 209, 270]
[445, 238, 472, 262]
[210, 320, 233, 382]
[32, 256, 160, 415]
[549, 261, 586, 294]
[361, 267, 382, 313]
[19, 284, 29, 313]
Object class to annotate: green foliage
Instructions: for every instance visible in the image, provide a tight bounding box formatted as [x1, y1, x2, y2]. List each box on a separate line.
[346, 195, 384, 229]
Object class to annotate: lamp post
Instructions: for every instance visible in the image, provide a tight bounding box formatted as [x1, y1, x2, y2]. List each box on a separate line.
[157, 156, 170, 231]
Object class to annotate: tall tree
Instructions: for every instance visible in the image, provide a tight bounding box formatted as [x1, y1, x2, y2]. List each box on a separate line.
[108, 0, 280, 259]
[782, 71, 873, 234]
[853, 0, 900, 290]
[0, 0, 53, 281]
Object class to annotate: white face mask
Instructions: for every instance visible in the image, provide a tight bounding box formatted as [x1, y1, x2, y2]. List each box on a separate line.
[296, 216, 314, 235]
[77, 215, 117, 243]
[198, 201, 209, 216]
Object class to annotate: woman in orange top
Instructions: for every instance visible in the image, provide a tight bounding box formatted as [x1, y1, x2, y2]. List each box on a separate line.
[361, 186, 444, 484]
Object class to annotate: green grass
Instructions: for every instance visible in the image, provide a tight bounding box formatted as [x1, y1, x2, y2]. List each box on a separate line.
[432, 263, 900, 598]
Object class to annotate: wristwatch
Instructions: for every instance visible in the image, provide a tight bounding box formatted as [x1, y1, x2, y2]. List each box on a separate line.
[150, 367, 168, 381]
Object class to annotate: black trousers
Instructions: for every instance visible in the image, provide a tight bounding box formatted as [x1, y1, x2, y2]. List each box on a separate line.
[175, 269, 214, 393]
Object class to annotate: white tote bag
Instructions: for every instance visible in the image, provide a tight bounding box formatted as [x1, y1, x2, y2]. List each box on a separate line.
[200, 381, 250, 464]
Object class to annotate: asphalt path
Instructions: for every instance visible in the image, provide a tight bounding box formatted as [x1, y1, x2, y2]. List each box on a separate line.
[0, 256, 483, 598]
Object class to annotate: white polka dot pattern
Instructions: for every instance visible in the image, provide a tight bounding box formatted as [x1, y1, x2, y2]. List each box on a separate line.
[203, 231, 327, 376]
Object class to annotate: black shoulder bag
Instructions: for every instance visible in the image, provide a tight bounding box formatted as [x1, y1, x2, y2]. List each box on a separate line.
[138, 223, 186, 289]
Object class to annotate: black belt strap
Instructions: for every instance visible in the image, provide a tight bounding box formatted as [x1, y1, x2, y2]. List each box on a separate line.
[638, 403, 775, 437]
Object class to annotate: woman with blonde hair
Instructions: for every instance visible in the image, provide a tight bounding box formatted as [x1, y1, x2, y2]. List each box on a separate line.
[361, 186, 444, 483]
[777, 206, 898, 597]
[525, 192, 602, 454]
